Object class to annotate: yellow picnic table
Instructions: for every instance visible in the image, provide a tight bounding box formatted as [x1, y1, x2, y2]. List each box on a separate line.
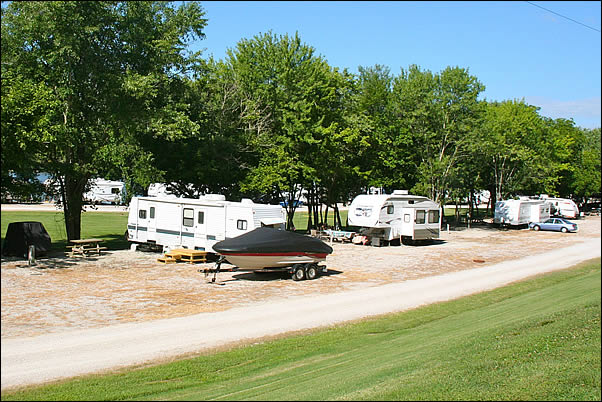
[157, 248, 208, 264]
[67, 238, 107, 257]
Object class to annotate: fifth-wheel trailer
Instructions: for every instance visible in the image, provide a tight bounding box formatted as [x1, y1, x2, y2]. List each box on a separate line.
[127, 194, 286, 253]
[347, 190, 441, 245]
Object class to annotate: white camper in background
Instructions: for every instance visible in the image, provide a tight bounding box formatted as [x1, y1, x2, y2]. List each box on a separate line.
[147, 183, 172, 197]
[347, 190, 441, 246]
[540, 196, 579, 219]
[127, 194, 286, 252]
[494, 199, 550, 226]
[84, 179, 124, 204]
[147, 182, 197, 198]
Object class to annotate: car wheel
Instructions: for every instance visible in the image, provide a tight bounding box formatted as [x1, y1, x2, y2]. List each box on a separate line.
[561, 227, 568, 233]
[533, 225, 540, 231]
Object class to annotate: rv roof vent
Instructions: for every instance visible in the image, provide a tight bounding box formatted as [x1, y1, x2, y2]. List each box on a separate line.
[240, 198, 254, 204]
[201, 194, 226, 201]
[392, 190, 408, 195]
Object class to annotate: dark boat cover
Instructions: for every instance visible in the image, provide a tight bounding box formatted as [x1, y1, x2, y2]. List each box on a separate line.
[213, 227, 333, 255]
[2, 221, 52, 257]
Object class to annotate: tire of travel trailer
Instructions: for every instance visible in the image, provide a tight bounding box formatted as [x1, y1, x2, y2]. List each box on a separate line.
[401, 236, 415, 246]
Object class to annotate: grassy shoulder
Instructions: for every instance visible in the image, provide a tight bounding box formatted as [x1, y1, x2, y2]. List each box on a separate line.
[2, 258, 600, 401]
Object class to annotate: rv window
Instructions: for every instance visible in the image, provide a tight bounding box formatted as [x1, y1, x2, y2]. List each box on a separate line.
[404, 214, 410, 223]
[237, 220, 247, 230]
[111, 188, 120, 194]
[428, 210, 439, 224]
[150, 207, 155, 219]
[139, 210, 146, 219]
[183, 208, 194, 227]
[355, 207, 372, 217]
[198, 211, 204, 224]
[416, 210, 426, 224]
[387, 205, 394, 214]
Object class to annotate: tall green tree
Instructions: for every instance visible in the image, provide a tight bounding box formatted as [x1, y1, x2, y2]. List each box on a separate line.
[225, 31, 351, 229]
[1, 1, 207, 239]
[476, 99, 548, 201]
[542, 117, 590, 198]
[391, 65, 484, 205]
[572, 127, 601, 199]
[354, 64, 413, 193]
[309, 67, 373, 229]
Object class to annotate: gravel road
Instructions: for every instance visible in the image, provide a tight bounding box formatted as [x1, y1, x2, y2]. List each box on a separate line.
[2, 237, 600, 390]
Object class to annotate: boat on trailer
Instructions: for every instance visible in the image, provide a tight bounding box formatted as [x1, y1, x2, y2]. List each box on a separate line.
[211, 227, 333, 281]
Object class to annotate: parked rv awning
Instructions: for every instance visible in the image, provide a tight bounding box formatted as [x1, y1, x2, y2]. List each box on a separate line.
[260, 217, 285, 225]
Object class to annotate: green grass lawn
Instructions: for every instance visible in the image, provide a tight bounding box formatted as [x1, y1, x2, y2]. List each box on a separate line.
[2, 258, 600, 401]
[1, 210, 130, 252]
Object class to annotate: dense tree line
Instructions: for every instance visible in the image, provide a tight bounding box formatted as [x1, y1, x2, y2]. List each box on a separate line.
[2, 1, 600, 237]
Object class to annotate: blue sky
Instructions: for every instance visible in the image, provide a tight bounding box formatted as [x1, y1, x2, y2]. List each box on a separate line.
[190, 1, 601, 129]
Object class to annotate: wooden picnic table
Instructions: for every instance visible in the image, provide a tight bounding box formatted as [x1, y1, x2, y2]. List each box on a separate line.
[67, 238, 107, 257]
[157, 248, 208, 264]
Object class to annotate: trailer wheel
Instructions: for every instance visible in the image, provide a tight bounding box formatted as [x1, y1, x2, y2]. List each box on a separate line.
[401, 236, 414, 246]
[306, 263, 319, 280]
[292, 264, 306, 281]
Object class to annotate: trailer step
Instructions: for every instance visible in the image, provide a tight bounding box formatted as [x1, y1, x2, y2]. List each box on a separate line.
[157, 256, 179, 264]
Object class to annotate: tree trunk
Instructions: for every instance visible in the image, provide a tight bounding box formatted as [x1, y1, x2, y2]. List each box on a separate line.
[489, 185, 497, 215]
[306, 186, 313, 231]
[63, 176, 86, 240]
[334, 204, 341, 230]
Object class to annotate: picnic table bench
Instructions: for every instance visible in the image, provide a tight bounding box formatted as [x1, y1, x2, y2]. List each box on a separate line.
[67, 238, 107, 257]
[325, 229, 356, 243]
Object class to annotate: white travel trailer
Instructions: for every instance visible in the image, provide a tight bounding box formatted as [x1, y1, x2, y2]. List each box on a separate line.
[541, 196, 579, 219]
[127, 194, 286, 252]
[347, 190, 441, 246]
[44, 177, 124, 204]
[494, 199, 551, 226]
[147, 183, 172, 197]
[84, 179, 124, 204]
[147, 182, 198, 198]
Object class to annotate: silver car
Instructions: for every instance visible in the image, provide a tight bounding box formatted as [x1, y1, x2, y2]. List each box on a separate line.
[529, 218, 578, 233]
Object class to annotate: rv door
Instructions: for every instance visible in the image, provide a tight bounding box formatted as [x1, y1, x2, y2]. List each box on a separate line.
[194, 208, 208, 249]
[136, 205, 149, 242]
[147, 203, 157, 241]
[400, 208, 414, 237]
[180, 207, 208, 250]
[180, 207, 195, 248]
